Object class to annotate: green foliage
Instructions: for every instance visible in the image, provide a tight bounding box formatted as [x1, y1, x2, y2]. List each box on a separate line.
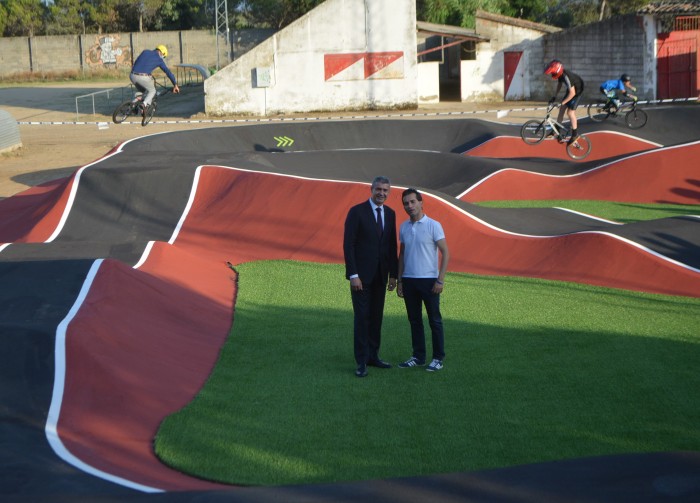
[155, 260, 700, 485]
[474, 200, 700, 224]
[0, 4, 7, 36]
[506, 0, 550, 21]
[543, 0, 649, 28]
[417, 0, 512, 28]
[235, 0, 325, 29]
[90, 0, 124, 33]
[46, 0, 95, 35]
[3, 0, 46, 36]
[159, 0, 210, 31]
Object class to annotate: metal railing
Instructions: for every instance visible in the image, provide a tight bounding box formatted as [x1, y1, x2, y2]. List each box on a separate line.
[675, 16, 700, 31]
[75, 88, 117, 121]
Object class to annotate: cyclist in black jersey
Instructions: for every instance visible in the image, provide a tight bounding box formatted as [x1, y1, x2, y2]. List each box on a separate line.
[544, 59, 584, 145]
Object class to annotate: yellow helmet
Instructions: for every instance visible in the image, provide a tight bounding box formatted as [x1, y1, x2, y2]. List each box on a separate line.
[156, 45, 168, 58]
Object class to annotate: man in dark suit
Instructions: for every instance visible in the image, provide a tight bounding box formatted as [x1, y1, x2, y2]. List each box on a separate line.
[343, 176, 399, 377]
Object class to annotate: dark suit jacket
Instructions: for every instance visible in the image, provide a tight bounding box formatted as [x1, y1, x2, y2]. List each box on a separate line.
[343, 201, 398, 285]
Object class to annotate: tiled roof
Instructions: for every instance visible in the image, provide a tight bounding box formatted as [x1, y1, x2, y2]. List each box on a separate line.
[475, 10, 561, 33]
[638, 1, 700, 14]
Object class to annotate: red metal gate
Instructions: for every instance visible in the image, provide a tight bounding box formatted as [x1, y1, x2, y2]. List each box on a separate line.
[657, 33, 698, 99]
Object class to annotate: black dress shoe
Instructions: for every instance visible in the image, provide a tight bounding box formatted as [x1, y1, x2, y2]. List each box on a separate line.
[368, 359, 392, 369]
[355, 364, 368, 377]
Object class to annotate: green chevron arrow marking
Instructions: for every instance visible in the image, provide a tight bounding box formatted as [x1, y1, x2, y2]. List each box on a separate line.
[274, 136, 295, 147]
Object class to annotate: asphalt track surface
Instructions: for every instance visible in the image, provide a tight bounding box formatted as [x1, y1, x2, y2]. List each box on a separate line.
[1, 105, 699, 502]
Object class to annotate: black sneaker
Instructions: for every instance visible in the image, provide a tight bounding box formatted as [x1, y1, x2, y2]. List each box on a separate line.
[567, 133, 580, 145]
[398, 356, 425, 368]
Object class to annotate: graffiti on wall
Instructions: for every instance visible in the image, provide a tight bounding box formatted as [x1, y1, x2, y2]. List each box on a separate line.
[85, 34, 131, 68]
[324, 52, 404, 81]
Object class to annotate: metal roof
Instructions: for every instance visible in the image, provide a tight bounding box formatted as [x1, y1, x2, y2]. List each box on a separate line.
[416, 21, 490, 42]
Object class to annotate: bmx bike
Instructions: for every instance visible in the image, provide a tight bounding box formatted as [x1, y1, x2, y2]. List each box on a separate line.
[586, 98, 648, 128]
[112, 82, 172, 126]
[520, 102, 592, 160]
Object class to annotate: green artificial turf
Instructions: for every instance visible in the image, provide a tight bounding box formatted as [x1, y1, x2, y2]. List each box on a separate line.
[475, 200, 700, 223]
[155, 260, 700, 486]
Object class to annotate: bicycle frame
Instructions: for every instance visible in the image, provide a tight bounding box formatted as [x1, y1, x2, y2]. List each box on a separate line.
[530, 103, 570, 140]
[605, 97, 637, 115]
[112, 81, 172, 126]
[520, 102, 592, 160]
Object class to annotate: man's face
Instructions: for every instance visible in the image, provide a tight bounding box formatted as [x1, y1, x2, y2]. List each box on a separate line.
[371, 182, 390, 206]
[402, 193, 423, 219]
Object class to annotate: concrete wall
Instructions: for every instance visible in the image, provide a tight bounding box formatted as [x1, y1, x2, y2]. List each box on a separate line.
[0, 29, 275, 77]
[541, 14, 649, 101]
[205, 0, 418, 116]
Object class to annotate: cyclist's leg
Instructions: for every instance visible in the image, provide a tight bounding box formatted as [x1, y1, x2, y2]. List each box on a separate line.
[131, 74, 156, 107]
[566, 96, 581, 144]
[602, 89, 617, 109]
[129, 75, 147, 101]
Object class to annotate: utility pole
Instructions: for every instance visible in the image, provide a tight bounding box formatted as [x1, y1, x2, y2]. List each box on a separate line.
[215, 0, 230, 70]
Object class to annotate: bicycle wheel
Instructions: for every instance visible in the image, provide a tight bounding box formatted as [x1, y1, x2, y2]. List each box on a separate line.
[566, 133, 592, 160]
[587, 102, 610, 122]
[142, 102, 156, 126]
[521, 120, 547, 144]
[112, 101, 134, 124]
[625, 108, 648, 129]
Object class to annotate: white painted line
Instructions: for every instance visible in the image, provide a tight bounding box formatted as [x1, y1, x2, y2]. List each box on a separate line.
[45, 259, 164, 493]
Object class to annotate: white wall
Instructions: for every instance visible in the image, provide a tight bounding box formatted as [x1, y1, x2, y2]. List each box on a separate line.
[417, 62, 439, 103]
[461, 49, 502, 101]
[205, 0, 417, 116]
[461, 12, 554, 101]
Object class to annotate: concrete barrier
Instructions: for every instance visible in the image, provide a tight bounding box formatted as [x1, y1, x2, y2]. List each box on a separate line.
[0, 110, 21, 154]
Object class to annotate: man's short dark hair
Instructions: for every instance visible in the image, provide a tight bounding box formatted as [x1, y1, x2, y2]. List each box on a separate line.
[372, 176, 391, 188]
[402, 188, 422, 201]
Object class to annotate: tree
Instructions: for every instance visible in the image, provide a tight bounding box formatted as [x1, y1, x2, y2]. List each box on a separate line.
[159, 0, 211, 31]
[507, 0, 550, 21]
[0, 3, 8, 36]
[417, 0, 513, 28]
[3, 0, 46, 36]
[235, 0, 325, 29]
[543, 0, 649, 28]
[47, 0, 96, 35]
[599, 0, 648, 19]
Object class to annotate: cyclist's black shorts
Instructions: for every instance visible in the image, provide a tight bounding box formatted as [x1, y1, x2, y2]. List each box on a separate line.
[565, 95, 581, 110]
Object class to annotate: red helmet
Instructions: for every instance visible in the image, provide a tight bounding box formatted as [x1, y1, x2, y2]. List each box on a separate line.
[544, 59, 564, 79]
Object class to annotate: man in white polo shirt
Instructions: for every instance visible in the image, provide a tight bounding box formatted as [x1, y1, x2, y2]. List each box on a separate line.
[396, 188, 450, 372]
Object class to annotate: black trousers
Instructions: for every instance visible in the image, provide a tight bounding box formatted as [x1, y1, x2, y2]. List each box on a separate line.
[402, 277, 444, 362]
[351, 273, 387, 365]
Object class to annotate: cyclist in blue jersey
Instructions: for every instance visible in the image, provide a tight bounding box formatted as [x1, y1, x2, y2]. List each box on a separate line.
[129, 45, 180, 115]
[544, 59, 584, 145]
[600, 74, 637, 110]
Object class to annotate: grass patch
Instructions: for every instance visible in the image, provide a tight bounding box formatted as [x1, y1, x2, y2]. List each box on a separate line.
[475, 200, 700, 223]
[155, 260, 700, 486]
[0, 68, 128, 85]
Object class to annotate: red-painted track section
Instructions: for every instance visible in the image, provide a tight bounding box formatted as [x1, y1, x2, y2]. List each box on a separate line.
[174, 167, 700, 297]
[464, 132, 658, 161]
[461, 141, 700, 204]
[59, 245, 233, 490]
[0, 177, 73, 243]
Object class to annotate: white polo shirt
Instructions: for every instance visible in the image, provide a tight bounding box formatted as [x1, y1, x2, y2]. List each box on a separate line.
[399, 215, 445, 278]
